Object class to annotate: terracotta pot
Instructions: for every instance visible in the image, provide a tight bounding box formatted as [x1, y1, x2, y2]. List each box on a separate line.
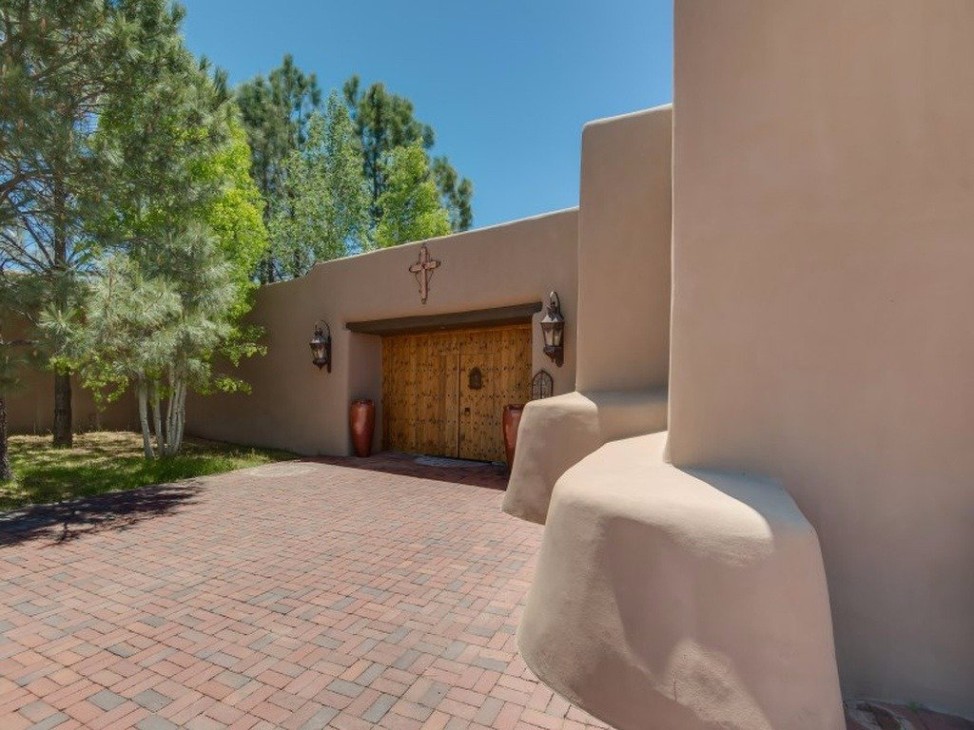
[349, 399, 375, 457]
[502, 404, 525, 469]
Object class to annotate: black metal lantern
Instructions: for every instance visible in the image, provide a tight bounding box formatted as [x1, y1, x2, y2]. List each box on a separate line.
[540, 291, 565, 367]
[309, 320, 332, 372]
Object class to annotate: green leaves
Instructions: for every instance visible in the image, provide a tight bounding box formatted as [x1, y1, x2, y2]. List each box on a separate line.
[238, 65, 475, 279]
[4, 5, 270, 455]
[237, 54, 322, 282]
[1, 0, 186, 276]
[47, 255, 181, 404]
[194, 116, 268, 319]
[269, 92, 370, 277]
[375, 146, 451, 248]
[344, 76, 474, 237]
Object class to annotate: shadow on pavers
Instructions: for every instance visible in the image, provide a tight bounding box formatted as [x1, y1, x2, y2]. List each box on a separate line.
[0, 482, 203, 547]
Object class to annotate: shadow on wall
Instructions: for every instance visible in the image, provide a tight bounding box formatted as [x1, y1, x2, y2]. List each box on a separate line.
[0, 482, 203, 547]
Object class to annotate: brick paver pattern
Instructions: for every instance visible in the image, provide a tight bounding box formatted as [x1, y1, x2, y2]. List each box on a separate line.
[0, 457, 612, 730]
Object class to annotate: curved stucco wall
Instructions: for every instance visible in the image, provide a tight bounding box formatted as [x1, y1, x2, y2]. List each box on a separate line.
[518, 433, 844, 730]
[502, 389, 667, 524]
[670, 0, 974, 715]
[187, 209, 578, 456]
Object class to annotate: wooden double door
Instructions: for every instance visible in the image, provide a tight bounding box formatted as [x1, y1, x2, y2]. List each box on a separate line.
[382, 325, 532, 462]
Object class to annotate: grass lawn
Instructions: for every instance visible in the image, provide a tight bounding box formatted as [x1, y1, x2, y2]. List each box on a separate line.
[1, 431, 293, 512]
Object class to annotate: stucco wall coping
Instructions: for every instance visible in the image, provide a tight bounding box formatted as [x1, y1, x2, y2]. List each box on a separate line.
[296, 207, 582, 280]
[581, 102, 673, 132]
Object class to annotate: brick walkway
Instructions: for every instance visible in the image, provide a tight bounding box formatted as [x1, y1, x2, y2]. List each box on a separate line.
[0, 456, 611, 730]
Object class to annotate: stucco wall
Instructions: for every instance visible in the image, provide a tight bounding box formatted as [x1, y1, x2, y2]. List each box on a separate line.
[187, 209, 578, 456]
[575, 106, 671, 392]
[6, 370, 135, 435]
[670, 0, 974, 715]
[3, 316, 136, 434]
[504, 107, 672, 525]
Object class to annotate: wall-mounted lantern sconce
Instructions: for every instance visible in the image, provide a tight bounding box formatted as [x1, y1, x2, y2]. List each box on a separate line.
[309, 320, 332, 372]
[540, 291, 565, 367]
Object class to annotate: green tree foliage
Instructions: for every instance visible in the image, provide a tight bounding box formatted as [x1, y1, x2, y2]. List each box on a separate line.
[50, 224, 247, 459]
[269, 92, 369, 277]
[0, 0, 187, 446]
[90, 48, 231, 248]
[432, 157, 474, 232]
[0, 331, 31, 482]
[36, 12, 267, 459]
[197, 116, 268, 318]
[375, 146, 451, 249]
[237, 54, 321, 282]
[344, 75, 474, 236]
[238, 64, 473, 276]
[52, 257, 181, 458]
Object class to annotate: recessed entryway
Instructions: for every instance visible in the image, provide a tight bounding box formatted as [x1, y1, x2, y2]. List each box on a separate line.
[382, 324, 532, 461]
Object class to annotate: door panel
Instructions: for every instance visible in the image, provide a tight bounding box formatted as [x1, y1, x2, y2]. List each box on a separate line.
[382, 325, 531, 460]
[383, 335, 456, 456]
[459, 351, 499, 461]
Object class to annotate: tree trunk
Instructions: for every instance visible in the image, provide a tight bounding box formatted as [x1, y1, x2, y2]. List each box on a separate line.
[164, 372, 176, 456]
[52, 372, 72, 447]
[0, 395, 12, 482]
[51, 172, 73, 447]
[137, 380, 154, 459]
[173, 381, 187, 453]
[162, 378, 187, 456]
[150, 381, 164, 456]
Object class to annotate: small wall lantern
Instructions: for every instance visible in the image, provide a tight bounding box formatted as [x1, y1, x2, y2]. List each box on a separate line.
[540, 291, 565, 367]
[309, 320, 332, 372]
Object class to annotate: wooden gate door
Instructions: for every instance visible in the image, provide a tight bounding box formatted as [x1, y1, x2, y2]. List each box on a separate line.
[382, 334, 460, 457]
[457, 326, 532, 461]
[382, 325, 531, 461]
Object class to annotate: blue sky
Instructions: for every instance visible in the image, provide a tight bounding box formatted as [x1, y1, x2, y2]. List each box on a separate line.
[180, 0, 673, 229]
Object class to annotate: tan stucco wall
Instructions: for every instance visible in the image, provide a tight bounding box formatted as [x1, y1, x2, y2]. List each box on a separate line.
[187, 209, 578, 456]
[6, 370, 136, 435]
[670, 0, 974, 715]
[3, 316, 136, 434]
[517, 433, 844, 730]
[504, 107, 673, 524]
[502, 390, 667, 524]
[575, 106, 671, 392]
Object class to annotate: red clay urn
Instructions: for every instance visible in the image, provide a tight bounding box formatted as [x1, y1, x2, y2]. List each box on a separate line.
[502, 404, 525, 470]
[349, 399, 375, 457]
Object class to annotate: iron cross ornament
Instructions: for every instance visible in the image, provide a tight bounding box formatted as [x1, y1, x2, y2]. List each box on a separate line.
[409, 245, 441, 304]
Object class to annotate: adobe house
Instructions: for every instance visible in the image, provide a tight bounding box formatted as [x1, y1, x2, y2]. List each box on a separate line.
[505, 1, 973, 728]
[185, 108, 669, 464]
[7, 1, 971, 726]
[186, 210, 579, 460]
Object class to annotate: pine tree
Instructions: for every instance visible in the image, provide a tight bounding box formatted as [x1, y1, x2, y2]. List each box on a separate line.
[344, 76, 474, 235]
[0, 0, 187, 446]
[237, 55, 322, 282]
[269, 92, 370, 276]
[432, 157, 474, 232]
[48, 224, 247, 459]
[44, 31, 268, 459]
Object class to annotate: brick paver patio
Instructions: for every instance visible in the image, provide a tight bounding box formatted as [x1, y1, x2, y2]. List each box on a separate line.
[0, 456, 611, 730]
